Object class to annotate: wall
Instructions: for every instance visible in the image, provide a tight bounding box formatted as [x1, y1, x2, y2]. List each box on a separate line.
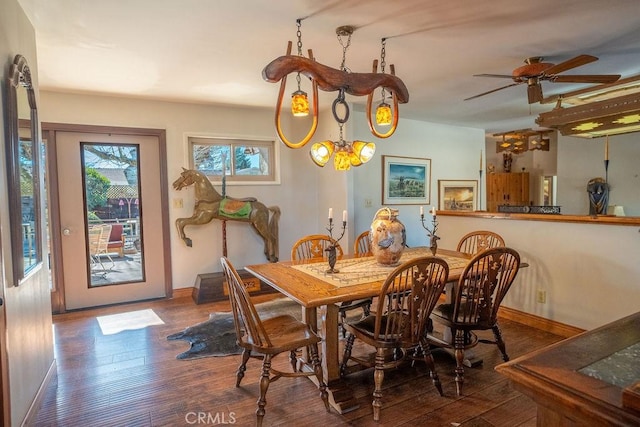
[437, 215, 640, 330]
[0, 0, 55, 425]
[39, 92, 356, 288]
[40, 93, 485, 288]
[485, 131, 640, 215]
[351, 109, 486, 248]
[557, 132, 640, 216]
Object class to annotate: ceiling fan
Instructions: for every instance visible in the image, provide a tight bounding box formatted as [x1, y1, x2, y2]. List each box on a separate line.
[465, 55, 621, 104]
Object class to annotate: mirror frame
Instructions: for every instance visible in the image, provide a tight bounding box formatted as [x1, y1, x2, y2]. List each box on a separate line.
[5, 54, 42, 285]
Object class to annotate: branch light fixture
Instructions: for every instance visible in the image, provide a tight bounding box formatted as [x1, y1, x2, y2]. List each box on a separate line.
[493, 129, 553, 153]
[262, 19, 409, 170]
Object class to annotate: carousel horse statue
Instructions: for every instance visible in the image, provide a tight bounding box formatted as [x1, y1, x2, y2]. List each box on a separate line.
[172, 168, 280, 262]
[587, 177, 609, 216]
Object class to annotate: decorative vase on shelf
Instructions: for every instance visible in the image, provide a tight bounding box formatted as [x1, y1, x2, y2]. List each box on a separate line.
[370, 207, 406, 266]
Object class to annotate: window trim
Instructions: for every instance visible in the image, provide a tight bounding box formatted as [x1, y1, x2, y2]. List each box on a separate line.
[185, 133, 280, 185]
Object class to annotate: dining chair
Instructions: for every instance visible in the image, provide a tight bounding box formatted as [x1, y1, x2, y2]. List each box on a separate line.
[290, 234, 344, 261]
[353, 230, 372, 257]
[88, 224, 114, 274]
[291, 234, 371, 336]
[429, 246, 521, 396]
[456, 230, 505, 255]
[220, 257, 329, 426]
[340, 256, 449, 422]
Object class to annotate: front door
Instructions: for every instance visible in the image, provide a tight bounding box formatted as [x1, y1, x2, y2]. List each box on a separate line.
[56, 130, 169, 310]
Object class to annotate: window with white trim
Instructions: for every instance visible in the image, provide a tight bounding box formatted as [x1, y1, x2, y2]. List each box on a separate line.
[188, 136, 278, 184]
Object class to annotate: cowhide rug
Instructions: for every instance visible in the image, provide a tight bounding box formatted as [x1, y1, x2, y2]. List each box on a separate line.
[167, 298, 302, 360]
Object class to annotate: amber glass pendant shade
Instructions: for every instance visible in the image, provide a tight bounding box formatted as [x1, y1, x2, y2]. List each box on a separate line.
[375, 102, 392, 126]
[351, 141, 376, 167]
[333, 149, 351, 171]
[291, 90, 310, 117]
[309, 141, 335, 167]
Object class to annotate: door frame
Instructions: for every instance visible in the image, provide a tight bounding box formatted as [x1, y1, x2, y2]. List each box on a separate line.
[42, 122, 172, 313]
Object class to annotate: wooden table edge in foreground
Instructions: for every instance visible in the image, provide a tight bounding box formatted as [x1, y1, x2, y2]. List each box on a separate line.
[495, 311, 640, 426]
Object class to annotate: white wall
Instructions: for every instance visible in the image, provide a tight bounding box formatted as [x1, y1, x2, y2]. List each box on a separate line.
[557, 132, 640, 216]
[351, 109, 486, 248]
[40, 93, 485, 289]
[438, 215, 640, 330]
[39, 92, 358, 288]
[0, 1, 55, 425]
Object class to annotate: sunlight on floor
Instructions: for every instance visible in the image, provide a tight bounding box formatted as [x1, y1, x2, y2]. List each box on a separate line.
[96, 308, 165, 335]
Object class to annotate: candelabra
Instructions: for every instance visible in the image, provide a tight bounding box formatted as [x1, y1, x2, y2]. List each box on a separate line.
[325, 217, 346, 273]
[420, 211, 440, 256]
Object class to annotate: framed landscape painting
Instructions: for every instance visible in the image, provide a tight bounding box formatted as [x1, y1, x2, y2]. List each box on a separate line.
[438, 180, 477, 211]
[382, 155, 431, 205]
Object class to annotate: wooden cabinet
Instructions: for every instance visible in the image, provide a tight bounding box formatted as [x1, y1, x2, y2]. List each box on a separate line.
[486, 172, 529, 212]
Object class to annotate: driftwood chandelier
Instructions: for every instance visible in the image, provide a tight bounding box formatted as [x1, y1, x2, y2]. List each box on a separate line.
[262, 19, 409, 171]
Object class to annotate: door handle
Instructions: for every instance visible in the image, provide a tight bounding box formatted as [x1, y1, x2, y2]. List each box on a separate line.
[63, 228, 71, 236]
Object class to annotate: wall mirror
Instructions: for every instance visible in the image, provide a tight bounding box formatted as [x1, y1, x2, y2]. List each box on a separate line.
[5, 54, 42, 285]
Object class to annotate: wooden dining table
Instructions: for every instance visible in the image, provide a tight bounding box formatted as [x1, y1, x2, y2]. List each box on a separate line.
[245, 247, 473, 413]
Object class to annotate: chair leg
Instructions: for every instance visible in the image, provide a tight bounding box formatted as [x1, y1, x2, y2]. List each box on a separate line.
[372, 347, 385, 421]
[362, 302, 371, 317]
[492, 324, 509, 362]
[453, 329, 466, 396]
[236, 348, 251, 387]
[256, 355, 272, 427]
[339, 310, 347, 337]
[340, 333, 355, 377]
[308, 343, 330, 412]
[419, 339, 443, 396]
[289, 350, 298, 372]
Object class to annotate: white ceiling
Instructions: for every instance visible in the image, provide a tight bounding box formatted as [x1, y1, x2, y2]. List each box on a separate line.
[18, 0, 640, 133]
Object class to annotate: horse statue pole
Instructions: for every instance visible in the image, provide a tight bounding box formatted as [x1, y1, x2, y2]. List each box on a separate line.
[221, 170, 227, 257]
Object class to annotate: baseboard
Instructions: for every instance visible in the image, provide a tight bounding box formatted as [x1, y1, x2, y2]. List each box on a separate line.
[498, 306, 585, 338]
[21, 358, 57, 427]
[171, 287, 193, 299]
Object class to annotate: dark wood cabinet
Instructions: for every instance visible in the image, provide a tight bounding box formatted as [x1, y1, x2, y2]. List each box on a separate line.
[486, 172, 529, 212]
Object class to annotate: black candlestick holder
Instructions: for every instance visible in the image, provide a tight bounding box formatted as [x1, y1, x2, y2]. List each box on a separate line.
[325, 218, 346, 273]
[420, 213, 440, 256]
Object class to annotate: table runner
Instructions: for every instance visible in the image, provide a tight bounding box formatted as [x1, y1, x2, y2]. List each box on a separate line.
[292, 247, 470, 288]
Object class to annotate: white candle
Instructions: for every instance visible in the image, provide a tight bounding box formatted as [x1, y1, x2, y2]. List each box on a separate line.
[420, 206, 424, 216]
[342, 210, 347, 222]
[605, 136, 609, 161]
[328, 208, 333, 219]
[480, 150, 483, 170]
[431, 207, 436, 216]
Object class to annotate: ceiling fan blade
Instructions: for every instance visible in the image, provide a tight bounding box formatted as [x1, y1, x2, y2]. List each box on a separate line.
[473, 73, 515, 79]
[527, 83, 543, 104]
[464, 82, 521, 101]
[542, 54, 598, 75]
[550, 74, 621, 84]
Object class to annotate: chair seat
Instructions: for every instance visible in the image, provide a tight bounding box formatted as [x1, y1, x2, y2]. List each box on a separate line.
[344, 313, 409, 349]
[432, 303, 494, 330]
[244, 314, 321, 354]
[338, 298, 372, 310]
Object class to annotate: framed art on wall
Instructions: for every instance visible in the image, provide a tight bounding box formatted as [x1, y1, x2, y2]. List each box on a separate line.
[438, 180, 478, 211]
[382, 155, 431, 205]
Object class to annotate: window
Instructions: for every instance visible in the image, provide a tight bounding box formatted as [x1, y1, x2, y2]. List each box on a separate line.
[188, 136, 278, 184]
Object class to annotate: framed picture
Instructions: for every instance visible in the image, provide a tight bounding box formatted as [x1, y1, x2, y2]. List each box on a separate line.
[382, 155, 431, 205]
[438, 180, 478, 211]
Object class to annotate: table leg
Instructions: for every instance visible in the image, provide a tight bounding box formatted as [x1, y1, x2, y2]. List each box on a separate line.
[301, 304, 359, 414]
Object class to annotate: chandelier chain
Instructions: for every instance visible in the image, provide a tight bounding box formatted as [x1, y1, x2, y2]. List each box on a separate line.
[380, 38, 387, 100]
[296, 19, 303, 56]
[337, 32, 352, 72]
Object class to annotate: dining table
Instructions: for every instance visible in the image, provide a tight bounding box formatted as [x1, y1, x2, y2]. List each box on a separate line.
[245, 246, 474, 413]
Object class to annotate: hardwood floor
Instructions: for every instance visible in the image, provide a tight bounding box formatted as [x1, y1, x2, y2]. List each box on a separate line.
[32, 292, 563, 426]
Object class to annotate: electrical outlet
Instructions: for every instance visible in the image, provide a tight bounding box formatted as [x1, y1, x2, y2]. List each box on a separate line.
[536, 289, 546, 304]
[364, 198, 372, 208]
[173, 198, 183, 209]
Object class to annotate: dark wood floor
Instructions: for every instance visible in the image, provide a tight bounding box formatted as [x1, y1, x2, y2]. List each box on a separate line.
[32, 292, 563, 426]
